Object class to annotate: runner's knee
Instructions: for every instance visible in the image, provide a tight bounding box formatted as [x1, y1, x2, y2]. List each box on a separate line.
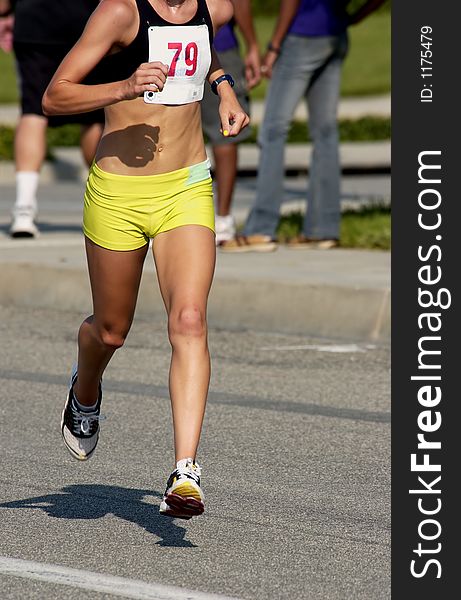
[168, 305, 207, 343]
[97, 323, 130, 350]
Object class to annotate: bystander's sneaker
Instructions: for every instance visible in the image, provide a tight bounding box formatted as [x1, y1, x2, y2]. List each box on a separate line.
[287, 236, 339, 249]
[220, 234, 278, 253]
[61, 366, 103, 461]
[9, 206, 39, 238]
[159, 458, 205, 519]
[215, 214, 236, 245]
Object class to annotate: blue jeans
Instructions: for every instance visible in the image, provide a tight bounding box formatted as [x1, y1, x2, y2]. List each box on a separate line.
[244, 33, 348, 239]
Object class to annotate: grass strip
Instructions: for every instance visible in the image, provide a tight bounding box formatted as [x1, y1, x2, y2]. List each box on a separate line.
[276, 206, 391, 250]
[0, 117, 390, 160]
[240, 116, 390, 144]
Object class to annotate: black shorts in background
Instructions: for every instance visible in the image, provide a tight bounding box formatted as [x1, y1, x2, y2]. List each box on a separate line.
[14, 42, 105, 128]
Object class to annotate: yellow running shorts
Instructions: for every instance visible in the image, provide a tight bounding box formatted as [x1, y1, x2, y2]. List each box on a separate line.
[83, 159, 215, 251]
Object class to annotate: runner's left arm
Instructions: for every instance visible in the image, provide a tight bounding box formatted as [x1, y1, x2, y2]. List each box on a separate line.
[206, 0, 249, 137]
[207, 48, 249, 137]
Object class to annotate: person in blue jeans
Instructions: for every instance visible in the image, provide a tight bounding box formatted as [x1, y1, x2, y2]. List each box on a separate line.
[222, 0, 387, 252]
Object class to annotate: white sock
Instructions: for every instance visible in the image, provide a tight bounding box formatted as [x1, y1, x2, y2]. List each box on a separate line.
[15, 171, 39, 213]
[73, 390, 98, 413]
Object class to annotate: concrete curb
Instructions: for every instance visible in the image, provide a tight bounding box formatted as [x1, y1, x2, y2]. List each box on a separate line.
[0, 251, 390, 343]
[0, 263, 390, 342]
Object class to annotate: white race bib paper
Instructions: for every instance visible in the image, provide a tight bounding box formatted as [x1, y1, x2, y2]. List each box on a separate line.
[144, 24, 211, 105]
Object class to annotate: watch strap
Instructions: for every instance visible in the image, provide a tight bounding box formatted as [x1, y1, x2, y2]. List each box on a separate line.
[211, 73, 235, 96]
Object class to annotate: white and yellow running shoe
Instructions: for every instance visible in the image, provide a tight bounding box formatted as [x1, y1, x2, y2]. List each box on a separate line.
[159, 458, 205, 519]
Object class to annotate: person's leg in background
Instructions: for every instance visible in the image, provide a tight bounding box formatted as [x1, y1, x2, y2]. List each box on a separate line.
[242, 36, 313, 242]
[10, 42, 51, 237]
[301, 33, 348, 245]
[212, 143, 238, 242]
[201, 47, 251, 245]
[10, 43, 103, 238]
[80, 122, 104, 168]
[10, 113, 47, 237]
[11, 117, 103, 237]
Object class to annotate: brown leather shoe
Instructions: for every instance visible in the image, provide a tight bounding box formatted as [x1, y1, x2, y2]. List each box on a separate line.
[287, 236, 339, 249]
[220, 235, 278, 253]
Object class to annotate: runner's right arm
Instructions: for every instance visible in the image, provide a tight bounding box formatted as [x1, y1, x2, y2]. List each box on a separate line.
[42, 0, 168, 115]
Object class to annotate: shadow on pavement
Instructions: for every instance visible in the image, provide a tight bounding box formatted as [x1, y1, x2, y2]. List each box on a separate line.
[33, 223, 83, 233]
[0, 484, 196, 548]
[0, 223, 83, 234]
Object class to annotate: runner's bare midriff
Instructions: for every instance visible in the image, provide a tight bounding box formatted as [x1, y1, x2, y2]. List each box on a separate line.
[95, 98, 207, 175]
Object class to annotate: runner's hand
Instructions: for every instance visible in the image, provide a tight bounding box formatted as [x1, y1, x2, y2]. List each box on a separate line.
[121, 62, 169, 100]
[219, 99, 250, 138]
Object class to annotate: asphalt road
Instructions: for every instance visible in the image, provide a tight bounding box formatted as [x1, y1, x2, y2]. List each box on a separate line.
[0, 304, 390, 600]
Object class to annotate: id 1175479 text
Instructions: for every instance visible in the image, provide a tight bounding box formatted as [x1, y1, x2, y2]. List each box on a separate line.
[420, 26, 433, 103]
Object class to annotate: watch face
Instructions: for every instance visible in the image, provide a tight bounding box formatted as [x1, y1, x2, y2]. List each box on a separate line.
[221, 75, 234, 86]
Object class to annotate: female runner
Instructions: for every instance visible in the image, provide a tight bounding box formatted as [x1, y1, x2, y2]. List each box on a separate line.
[43, 0, 249, 519]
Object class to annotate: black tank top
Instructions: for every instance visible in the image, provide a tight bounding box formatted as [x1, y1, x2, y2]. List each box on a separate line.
[90, 0, 214, 84]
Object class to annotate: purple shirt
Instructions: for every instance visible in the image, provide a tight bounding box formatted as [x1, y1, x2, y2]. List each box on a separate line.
[289, 0, 349, 37]
[214, 22, 238, 52]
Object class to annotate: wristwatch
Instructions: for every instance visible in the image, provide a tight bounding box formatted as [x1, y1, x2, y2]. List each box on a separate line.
[267, 42, 281, 55]
[211, 73, 235, 96]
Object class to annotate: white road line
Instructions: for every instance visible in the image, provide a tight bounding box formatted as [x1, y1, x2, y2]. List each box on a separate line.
[260, 344, 373, 353]
[0, 556, 241, 600]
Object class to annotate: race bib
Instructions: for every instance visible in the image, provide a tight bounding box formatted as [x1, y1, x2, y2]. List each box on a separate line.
[144, 24, 211, 105]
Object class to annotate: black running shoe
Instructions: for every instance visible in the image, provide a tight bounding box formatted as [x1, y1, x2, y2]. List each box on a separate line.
[159, 458, 205, 519]
[61, 366, 103, 461]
